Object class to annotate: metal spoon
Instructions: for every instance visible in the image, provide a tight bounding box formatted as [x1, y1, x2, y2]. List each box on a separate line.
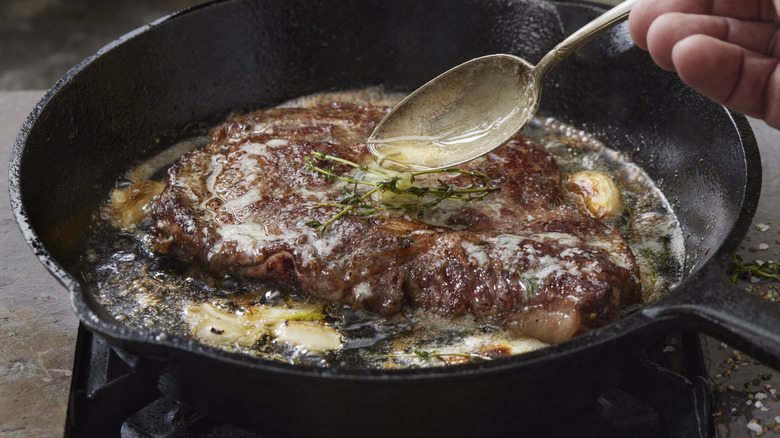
[368, 0, 636, 171]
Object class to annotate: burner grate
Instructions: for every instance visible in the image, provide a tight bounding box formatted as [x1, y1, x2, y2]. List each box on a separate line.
[65, 326, 712, 438]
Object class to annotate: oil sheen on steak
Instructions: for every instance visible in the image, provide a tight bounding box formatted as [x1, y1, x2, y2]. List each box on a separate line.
[151, 102, 641, 343]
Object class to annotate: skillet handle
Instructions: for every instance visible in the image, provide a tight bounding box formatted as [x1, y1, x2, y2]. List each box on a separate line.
[644, 263, 780, 370]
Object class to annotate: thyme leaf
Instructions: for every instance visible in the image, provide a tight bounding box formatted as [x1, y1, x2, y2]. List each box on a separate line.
[305, 152, 498, 234]
[648, 269, 657, 294]
[413, 349, 431, 360]
[519, 273, 539, 297]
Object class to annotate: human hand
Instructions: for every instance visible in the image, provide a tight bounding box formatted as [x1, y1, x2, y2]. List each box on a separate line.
[628, 0, 780, 129]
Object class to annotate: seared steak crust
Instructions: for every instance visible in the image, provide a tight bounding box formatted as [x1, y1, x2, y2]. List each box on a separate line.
[152, 102, 641, 343]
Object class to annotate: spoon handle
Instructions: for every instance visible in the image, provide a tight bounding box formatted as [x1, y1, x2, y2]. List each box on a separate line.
[535, 0, 637, 78]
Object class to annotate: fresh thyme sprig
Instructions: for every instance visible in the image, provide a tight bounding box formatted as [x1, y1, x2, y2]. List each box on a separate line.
[382, 349, 492, 363]
[304, 152, 498, 234]
[729, 254, 780, 284]
[411, 349, 492, 362]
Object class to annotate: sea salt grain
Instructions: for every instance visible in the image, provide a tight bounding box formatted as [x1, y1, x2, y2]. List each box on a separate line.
[747, 421, 762, 433]
[756, 223, 771, 232]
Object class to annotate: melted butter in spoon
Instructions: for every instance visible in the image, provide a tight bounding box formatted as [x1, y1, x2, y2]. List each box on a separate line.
[368, 105, 529, 171]
[368, 60, 538, 171]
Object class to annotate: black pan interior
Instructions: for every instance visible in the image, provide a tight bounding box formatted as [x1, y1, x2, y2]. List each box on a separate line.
[9, 0, 761, 436]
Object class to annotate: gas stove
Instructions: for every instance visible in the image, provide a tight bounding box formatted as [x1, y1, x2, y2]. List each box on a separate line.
[65, 325, 711, 438]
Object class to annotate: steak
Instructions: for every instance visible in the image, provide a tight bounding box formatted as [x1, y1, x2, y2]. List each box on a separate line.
[151, 102, 641, 343]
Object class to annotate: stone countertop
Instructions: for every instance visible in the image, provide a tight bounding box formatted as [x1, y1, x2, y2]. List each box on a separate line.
[705, 116, 780, 436]
[1, 91, 78, 437]
[1, 90, 779, 437]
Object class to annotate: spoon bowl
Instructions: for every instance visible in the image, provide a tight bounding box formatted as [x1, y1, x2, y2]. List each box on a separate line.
[368, 0, 636, 171]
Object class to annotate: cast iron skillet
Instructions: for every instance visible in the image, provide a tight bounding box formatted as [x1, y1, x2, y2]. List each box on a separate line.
[8, 0, 779, 436]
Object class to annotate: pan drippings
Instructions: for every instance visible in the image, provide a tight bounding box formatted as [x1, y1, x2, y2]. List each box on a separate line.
[79, 88, 684, 368]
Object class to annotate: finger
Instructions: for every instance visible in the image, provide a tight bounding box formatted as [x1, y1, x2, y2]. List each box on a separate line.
[672, 34, 780, 124]
[629, 0, 711, 50]
[628, 0, 776, 50]
[645, 12, 780, 71]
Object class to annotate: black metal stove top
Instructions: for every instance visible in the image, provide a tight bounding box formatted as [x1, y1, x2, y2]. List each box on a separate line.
[64, 326, 712, 438]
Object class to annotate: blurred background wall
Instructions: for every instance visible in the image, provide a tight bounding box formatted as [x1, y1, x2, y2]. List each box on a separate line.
[0, 0, 206, 90]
